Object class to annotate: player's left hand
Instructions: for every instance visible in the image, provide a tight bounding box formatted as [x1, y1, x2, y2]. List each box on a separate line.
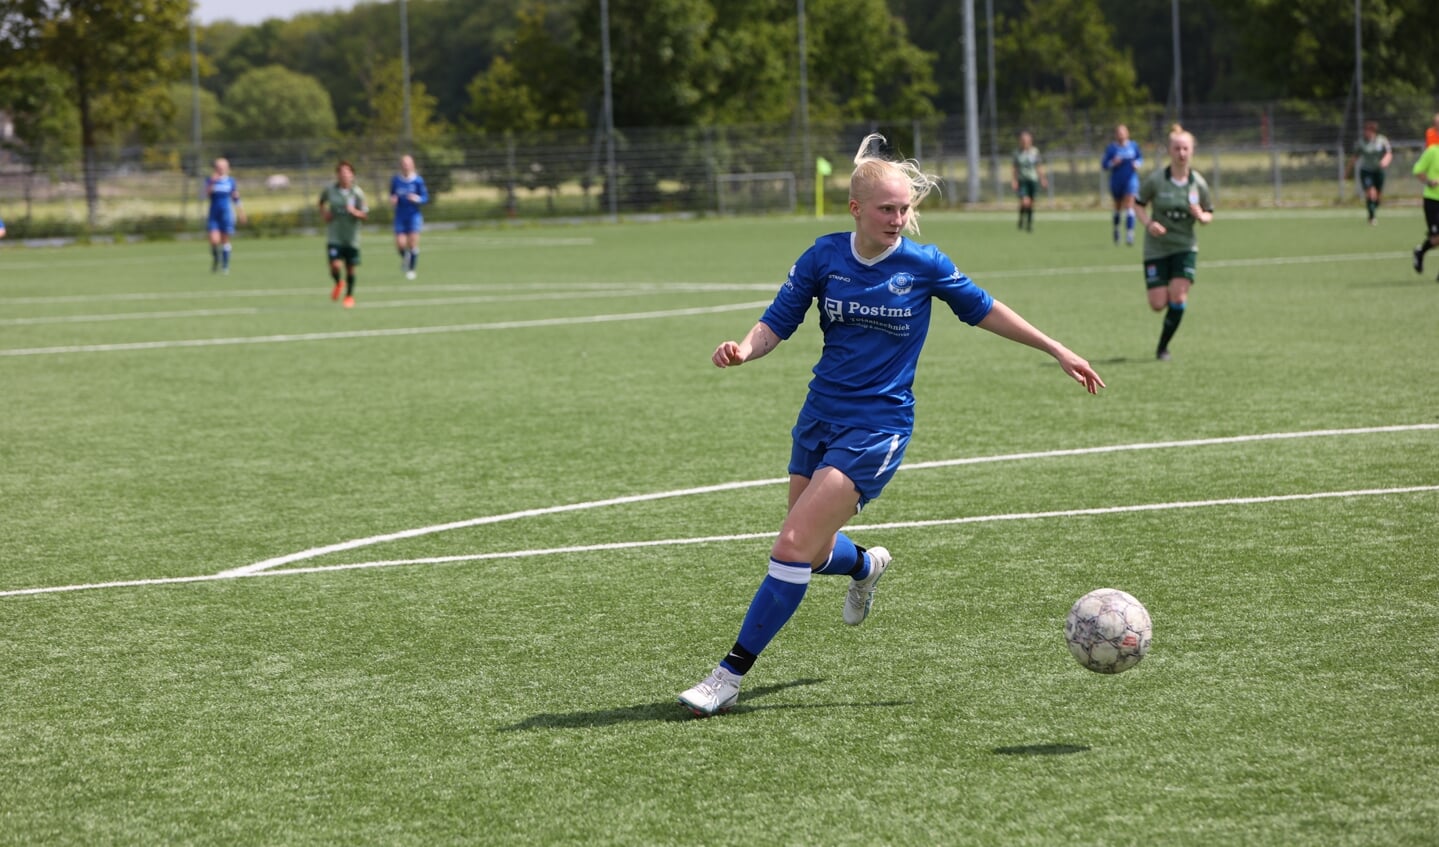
[1056, 348, 1105, 394]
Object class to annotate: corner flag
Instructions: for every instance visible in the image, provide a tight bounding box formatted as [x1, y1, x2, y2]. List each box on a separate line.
[815, 157, 832, 217]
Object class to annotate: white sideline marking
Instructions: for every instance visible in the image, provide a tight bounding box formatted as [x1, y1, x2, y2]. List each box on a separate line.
[222, 422, 1439, 577]
[0, 249, 1396, 307]
[218, 478, 787, 577]
[0, 301, 774, 357]
[3, 484, 1435, 598]
[0, 280, 764, 307]
[0, 236, 596, 273]
[0, 287, 767, 327]
[0, 307, 263, 326]
[901, 424, 1439, 471]
[977, 251, 1400, 280]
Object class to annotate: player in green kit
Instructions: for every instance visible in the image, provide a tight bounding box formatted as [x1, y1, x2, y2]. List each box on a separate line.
[1011, 131, 1046, 232]
[1134, 124, 1214, 361]
[1348, 121, 1393, 226]
[318, 161, 369, 308]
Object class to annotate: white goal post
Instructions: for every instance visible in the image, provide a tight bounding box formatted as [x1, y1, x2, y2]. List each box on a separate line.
[716, 171, 797, 216]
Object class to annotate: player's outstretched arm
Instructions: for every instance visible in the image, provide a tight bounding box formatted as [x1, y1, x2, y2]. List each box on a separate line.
[713, 322, 781, 368]
[977, 301, 1105, 394]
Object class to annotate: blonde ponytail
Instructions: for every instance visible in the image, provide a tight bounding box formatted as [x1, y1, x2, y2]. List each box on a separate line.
[849, 133, 941, 236]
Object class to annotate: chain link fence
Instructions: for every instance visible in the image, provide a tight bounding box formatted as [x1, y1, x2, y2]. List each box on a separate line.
[1, 99, 1434, 238]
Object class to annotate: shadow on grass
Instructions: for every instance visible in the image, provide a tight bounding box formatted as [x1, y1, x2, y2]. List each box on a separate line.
[498, 678, 912, 731]
[992, 743, 1090, 756]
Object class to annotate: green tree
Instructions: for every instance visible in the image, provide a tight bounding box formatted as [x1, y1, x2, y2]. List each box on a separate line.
[702, 2, 793, 123]
[1212, 0, 1439, 105]
[164, 82, 224, 150]
[465, 57, 546, 134]
[0, 62, 80, 222]
[464, 3, 586, 133]
[995, 0, 1147, 142]
[357, 57, 461, 195]
[221, 65, 339, 157]
[571, 0, 936, 128]
[0, 0, 190, 225]
[805, 0, 938, 122]
[574, 0, 720, 128]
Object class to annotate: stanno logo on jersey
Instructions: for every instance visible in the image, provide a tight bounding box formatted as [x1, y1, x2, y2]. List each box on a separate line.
[887, 273, 914, 295]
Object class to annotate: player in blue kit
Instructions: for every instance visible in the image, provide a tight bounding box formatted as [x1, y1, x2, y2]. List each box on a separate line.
[1102, 124, 1143, 245]
[678, 134, 1106, 717]
[389, 155, 428, 280]
[204, 158, 245, 273]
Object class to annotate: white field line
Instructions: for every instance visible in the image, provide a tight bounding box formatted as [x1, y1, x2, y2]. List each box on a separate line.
[0, 280, 760, 307]
[221, 423, 1439, 578]
[3, 484, 1435, 598]
[0, 301, 774, 357]
[0, 307, 263, 326]
[0, 235, 597, 273]
[975, 251, 1400, 280]
[0, 287, 771, 327]
[901, 423, 1439, 472]
[0, 248, 1396, 308]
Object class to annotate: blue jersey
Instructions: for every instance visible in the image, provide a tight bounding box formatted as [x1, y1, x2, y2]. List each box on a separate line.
[390, 173, 428, 230]
[1102, 140, 1143, 194]
[205, 175, 239, 216]
[760, 233, 994, 433]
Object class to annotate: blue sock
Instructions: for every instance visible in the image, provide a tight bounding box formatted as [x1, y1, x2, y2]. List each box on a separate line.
[814, 532, 868, 578]
[408, 250, 418, 271]
[222, 243, 232, 269]
[1125, 210, 1136, 231]
[722, 559, 810, 673]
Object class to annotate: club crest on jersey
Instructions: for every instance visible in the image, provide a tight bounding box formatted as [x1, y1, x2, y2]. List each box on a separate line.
[887, 272, 915, 295]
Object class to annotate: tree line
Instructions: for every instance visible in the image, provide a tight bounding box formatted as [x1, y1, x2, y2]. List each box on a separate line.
[1, 0, 1436, 224]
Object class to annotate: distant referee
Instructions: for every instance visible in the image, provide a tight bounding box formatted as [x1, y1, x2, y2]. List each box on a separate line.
[1411, 140, 1439, 280]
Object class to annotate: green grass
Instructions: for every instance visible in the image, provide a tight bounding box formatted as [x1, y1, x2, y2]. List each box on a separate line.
[1, 208, 1436, 845]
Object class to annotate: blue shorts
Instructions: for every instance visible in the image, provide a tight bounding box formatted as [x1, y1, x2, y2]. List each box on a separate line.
[207, 211, 235, 234]
[788, 412, 910, 509]
[1109, 176, 1139, 200]
[393, 213, 423, 235]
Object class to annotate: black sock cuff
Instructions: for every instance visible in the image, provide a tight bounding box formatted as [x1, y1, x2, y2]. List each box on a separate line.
[724, 643, 759, 675]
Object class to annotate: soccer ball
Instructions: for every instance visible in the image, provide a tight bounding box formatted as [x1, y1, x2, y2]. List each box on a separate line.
[1065, 588, 1152, 674]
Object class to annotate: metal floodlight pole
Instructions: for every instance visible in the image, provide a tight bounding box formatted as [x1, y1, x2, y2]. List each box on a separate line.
[797, 0, 811, 189]
[189, 15, 201, 163]
[400, 0, 412, 145]
[985, 0, 999, 199]
[1354, 0, 1363, 137]
[600, 0, 618, 220]
[1171, 0, 1182, 122]
[963, 0, 980, 203]
[187, 13, 201, 222]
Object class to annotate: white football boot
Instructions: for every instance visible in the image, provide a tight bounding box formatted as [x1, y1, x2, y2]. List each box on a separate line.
[678, 666, 742, 717]
[843, 546, 891, 626]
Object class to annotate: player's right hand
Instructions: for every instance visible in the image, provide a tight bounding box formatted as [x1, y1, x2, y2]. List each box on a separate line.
[713, 341, 743, 368]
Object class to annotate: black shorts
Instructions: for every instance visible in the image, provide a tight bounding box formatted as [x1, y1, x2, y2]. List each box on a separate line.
[327, 244, 361, 266]
[1425, 198, 1439, 237]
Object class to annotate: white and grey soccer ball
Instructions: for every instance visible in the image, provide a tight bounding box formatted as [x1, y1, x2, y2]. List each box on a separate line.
[1065, 588, 1152, 674]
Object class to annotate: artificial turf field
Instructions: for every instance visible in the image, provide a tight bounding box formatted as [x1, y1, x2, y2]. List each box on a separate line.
[1, 208, 1436, 845]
